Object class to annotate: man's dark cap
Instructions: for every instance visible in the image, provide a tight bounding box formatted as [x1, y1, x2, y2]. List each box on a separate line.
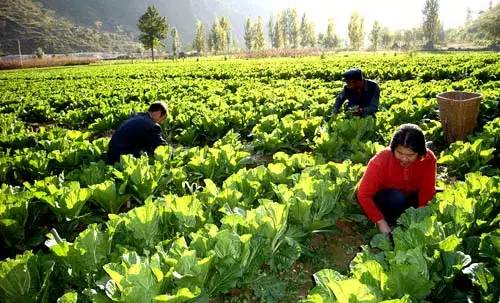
[342, 68, 363, 81]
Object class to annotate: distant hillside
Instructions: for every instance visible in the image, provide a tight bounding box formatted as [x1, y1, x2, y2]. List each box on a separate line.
[36, 0, 274, 45]
[0, 0, 140, 55]
[0, 0, 276, 56]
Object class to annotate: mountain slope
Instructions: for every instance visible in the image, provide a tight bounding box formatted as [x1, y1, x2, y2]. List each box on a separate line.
[36, 0, 275, 44]
[0, 0, 276, 55]
[0, 0, 140, 55]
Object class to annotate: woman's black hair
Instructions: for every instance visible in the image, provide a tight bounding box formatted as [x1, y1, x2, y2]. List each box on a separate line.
[390, 124, 427, 156]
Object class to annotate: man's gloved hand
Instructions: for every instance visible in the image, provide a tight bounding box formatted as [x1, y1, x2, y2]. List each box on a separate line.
[346, 106, 357, 114]
[352, 107, 364, 116]
[347, 106, 362, 117]
[324, 111, 337, 123]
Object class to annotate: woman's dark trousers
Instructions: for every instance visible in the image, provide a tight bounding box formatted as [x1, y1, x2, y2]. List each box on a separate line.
[373, 189, 418, 225]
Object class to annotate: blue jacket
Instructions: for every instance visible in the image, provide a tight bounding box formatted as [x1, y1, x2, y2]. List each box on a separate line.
[107, 113, 166, 164]
[332, 79, 380, 117]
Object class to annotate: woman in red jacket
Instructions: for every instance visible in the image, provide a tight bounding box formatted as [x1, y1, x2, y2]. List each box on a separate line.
[356, 124, 437, 234]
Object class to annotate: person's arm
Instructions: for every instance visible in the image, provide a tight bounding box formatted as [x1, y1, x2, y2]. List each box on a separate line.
[146, 124, 167, 154]
[330, 89, 347, 117]
[418, 154, 437, 207]
[356, 155, 385, 223]
[362, 83, 380, 116]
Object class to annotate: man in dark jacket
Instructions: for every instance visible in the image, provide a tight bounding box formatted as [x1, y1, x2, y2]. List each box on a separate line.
[107, 101, 168, 164]
[329, 68, 380, 118]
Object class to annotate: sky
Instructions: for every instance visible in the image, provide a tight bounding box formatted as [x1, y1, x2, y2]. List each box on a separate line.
[270, 0, 497, 36]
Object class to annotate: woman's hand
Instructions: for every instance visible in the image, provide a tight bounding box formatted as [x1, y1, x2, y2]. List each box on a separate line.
[376, 219, 392, 234]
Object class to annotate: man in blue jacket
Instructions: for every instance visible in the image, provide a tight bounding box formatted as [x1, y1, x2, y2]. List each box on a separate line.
[329, 68, 380, 118]
[107, 101, 168, 164]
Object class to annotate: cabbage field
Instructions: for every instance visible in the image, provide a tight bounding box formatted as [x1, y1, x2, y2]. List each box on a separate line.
[0, 53, 499, 303]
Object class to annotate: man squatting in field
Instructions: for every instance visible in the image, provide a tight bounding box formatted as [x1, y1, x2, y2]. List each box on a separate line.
[107, 101, 168, 164]
[356, 124, 437, 234]
[328, 68, 380, 118]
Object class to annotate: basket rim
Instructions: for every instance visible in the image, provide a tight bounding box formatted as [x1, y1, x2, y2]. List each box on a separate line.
[437, 91, 483, 102]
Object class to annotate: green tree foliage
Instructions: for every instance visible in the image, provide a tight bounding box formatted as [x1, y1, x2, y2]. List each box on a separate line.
[300, 13, 308, 47]
[393, 30, 404, 48]
[274, 13, 286, 48]
[265, 10, 318, 49]
[269, 13, 285, 49]
[403, 29, 415, 49]
[219, 17, 232, 53]
[193, 21, 206, 54]
[285, 8, 300, 48]
[308, 23, 317, 47]
[244, 18, 254, 50]
[267, 16, 275, 48]
[317, 33, 324, 47]
[380, 26, 393, 49]
[348, 11, 364, 50]
[270, 8, 301, 49]
[323, 18, 339, 49]
[422, 0, 440, 49]
[471, 3, 500, 47]
[208, 17, 232, 54]
[369, 21, 381, 50]
[443, 4, 499, 48]
[171, 27, 181, 58]
[437, 21, 446, 45]
[209, 18, 223, 54]
[208, 19, 216, 52]
[253, 17, 265, 50]
[300, 13, 316, 48]
[35, 47, 44, 59]
[277, 12, 288, 48]
[244, 17, 265, 51]
[137, 5, 168, 61]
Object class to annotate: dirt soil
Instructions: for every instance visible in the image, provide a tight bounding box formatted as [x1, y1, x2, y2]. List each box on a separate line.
[308, 220, 366, 267]
[210, 219, 369, 302]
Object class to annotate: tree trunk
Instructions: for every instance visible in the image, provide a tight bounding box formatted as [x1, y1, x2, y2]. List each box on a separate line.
[151, 37, 155, 62]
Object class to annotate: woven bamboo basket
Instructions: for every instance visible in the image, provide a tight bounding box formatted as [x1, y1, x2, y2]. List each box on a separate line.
[437, 91, 482, 144]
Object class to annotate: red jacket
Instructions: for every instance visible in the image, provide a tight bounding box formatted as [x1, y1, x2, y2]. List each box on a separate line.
[356, 148, 437, 223]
